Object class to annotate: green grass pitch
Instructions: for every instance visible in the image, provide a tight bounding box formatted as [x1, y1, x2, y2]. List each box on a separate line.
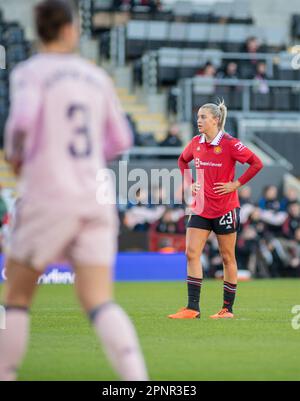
[1, 279, 300, 381]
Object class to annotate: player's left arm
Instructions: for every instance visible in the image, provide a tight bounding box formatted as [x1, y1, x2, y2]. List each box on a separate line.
[4, 66, 41, 175]
[103, 77, 133, 161]
[214, 140, 263, 195]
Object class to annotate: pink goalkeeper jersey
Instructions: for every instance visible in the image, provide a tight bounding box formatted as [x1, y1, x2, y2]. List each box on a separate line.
[4, 53, 132, 212]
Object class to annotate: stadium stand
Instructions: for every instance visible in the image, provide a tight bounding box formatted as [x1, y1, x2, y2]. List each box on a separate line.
[0, 14, 29, 192]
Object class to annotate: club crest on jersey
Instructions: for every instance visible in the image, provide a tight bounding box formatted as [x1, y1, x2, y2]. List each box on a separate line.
[214, 146, 222, 155]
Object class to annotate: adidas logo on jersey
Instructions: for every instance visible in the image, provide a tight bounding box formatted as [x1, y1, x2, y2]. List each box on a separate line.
[226, 225, 232, 229]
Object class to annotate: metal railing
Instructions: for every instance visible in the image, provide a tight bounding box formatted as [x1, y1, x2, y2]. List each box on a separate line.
[110, 25, 126, 67]
[109, 24, 289, 76]
[178, 77, 300, 121]
[140, 48, 292, 94]
[121, 146, 182, 161]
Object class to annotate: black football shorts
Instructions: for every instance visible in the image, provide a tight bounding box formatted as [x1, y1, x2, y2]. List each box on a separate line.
[186, 208, 240, 235]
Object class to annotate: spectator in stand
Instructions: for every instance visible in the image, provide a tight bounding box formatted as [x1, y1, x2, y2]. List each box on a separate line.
[150, 186, 168, 207]
[236, 224, 259, 273]
[239, 207, 265, 271]
[205, 233, 223, 278]
[282, 202, 300, 239]
[238, 186, 255, 224]
[196, 61, 216, 77]
[123, 188, 165, 231]
[259, 185, 281, 211]
[217, 62, 239, 79]
[259, 232, 287, 277]
[155, 208, 184, 234]
[239, 37, 263, 78]
[280, 187, 299, 211]
[242, 200, 287, 277]
[284, 227, 300, 277]
[126, 114, 140, 145]
[239, 185, 252, 206]
[241, 36, 262, 54]
[159, 124, 183, 148]
[253, 61, 270, 94]
[258, 185, 287, 237]
[245, 207, 266, 238]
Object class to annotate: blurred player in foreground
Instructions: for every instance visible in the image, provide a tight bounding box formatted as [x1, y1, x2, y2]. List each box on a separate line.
[0, 0, 147, 381]
[169, 100, 263, 320]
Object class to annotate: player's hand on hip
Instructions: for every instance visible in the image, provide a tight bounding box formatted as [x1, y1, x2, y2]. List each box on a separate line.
[213, 180, 241, 195]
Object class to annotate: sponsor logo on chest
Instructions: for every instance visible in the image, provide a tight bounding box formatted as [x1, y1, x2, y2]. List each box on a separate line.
[195, 145, 223, 168]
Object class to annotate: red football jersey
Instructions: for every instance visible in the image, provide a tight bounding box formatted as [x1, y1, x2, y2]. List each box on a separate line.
[179, 131, 254, 218]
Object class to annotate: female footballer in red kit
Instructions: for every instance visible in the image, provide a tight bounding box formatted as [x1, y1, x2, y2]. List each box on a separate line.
[169, 100, 263, 319]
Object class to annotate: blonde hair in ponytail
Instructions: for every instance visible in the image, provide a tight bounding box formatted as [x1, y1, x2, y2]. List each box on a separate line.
[217, 98, 227, 131]
[201, 98, 228, 131]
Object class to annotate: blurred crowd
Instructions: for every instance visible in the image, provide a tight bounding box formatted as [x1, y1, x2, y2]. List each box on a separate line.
[119, 184, 300, 278]
[196, 37, 270, 94]
[0, 181, 299, 278]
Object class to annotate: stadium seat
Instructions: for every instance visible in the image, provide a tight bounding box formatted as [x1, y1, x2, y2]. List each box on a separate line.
[263, 26, 288, 50]
[276, 68, 295, 80]
[147, 21, 169, 50]
[152, 10, 173, 22]
[290, 89, 300, 111]
[247, 26, 266, 43]
[231, 0, 252, 23]
[275, 52, 297, 80]
[291, 14, 300, 38]
[193, 77, 215, 106]
[0, 81, 8, 98]
[179, 49, 201, 78]
[136, 132, 158, 147]
[224, 116, 237, 135]
[158, 48, 181, 84]
[193, 77, 215, 94]
[207, 24, 226, 49]
[93, 0, 113, 11]
[193, 94, 215, 107]
[201, 49, 222, 69]
[212, 1, 233, 21]
[186, 23, 209, 48]
[126, 20, 148, 58]
[215, 85, 232, 107]
[271, 87, 291, 111]
[0, 69, 7, 81]
[191, 3, 212, 23]
[173, 1, 194, 20]
[168, 22, 188, 48]
[0, 97, 8, 117]
[251, 91, 271, 111]
[231, 88, 243, 110]
[239, 61, 257, 79]
[225, 24, 249, 52]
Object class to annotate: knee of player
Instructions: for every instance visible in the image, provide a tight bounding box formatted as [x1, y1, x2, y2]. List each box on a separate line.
[221, 252, 237, 267]
[185, 247, 201, 261]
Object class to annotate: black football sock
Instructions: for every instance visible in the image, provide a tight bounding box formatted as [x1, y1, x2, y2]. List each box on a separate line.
[223, 281, 237, 312]
[187, 276, 202, 312]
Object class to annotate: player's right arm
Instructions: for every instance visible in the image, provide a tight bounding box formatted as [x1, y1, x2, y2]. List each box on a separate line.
[4, 65, 42, 174]
[178, 139, 195, 187]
